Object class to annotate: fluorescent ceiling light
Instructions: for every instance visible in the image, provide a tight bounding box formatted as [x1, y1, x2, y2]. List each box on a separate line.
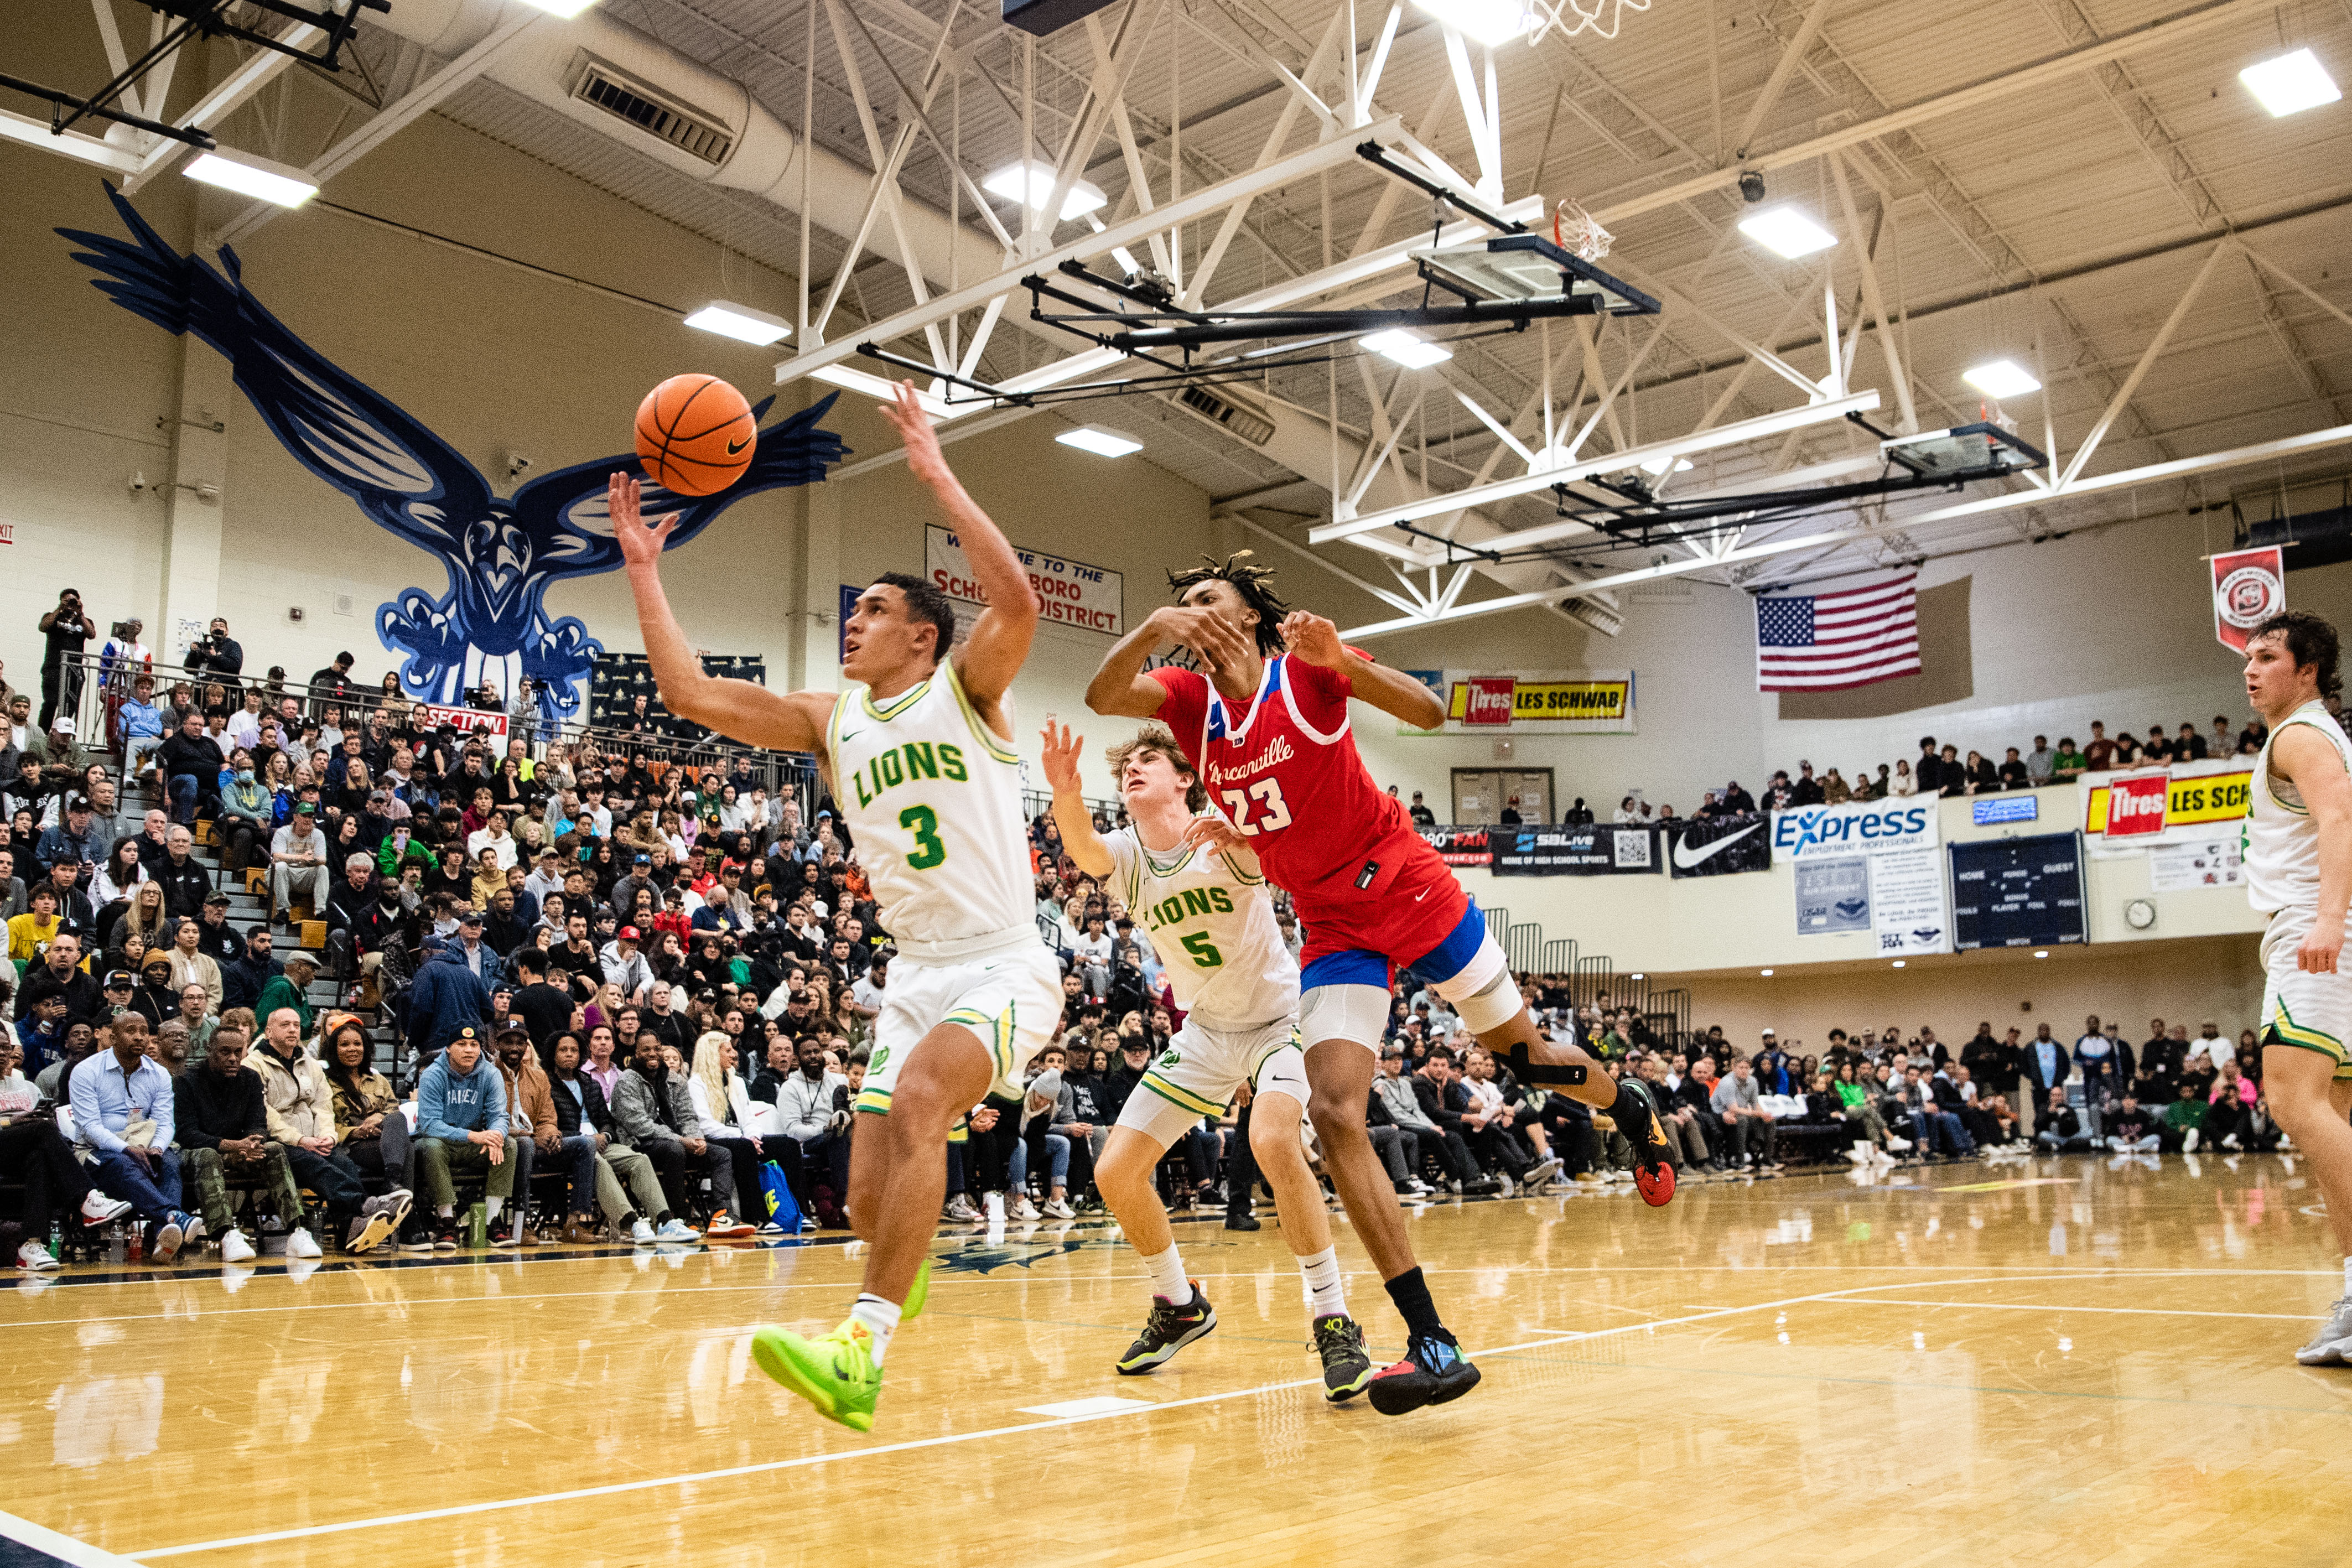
[1736, 206, 1836, 259]
[518, 0, 598, 14]
[1361, 329, 1453, 369]
[684, 300, 790, 346]
[809, 364, 972, 421]
[183, 148, 316, 207]
[1055, 426, 1143, 458]
[1640, 455, 1694, 475]
[981, 160, 1107, 221]
[1411, 0, 1533, 48]
[2239, 48, 2339, 117]
[1962, 359, 2041, 399]
[1109, 246, 1141, 276]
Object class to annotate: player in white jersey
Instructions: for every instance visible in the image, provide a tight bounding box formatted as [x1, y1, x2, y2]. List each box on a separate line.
[1040, 720, 1377, 1403]
[2239, 611, 2352, 1364]
[614, 381, 1056, 1430]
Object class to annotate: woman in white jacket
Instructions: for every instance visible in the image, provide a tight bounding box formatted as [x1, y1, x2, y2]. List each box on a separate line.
[687, 1032, 778, 1237]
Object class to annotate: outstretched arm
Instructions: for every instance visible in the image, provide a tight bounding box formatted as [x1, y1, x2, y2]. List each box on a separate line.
[611, 472, 830, 753]
[1085, 606, 1255, 716]
[1280, 611, 1444, 730]
[877, 382, 1037, 712]
[1041, 721, 1114, 879]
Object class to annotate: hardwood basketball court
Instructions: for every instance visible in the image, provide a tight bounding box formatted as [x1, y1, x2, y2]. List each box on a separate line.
[4, 1155, 2346, 1566]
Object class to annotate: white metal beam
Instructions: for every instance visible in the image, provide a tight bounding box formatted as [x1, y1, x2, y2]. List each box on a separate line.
[0, 110, 136, 171]
[1311, 391, 1882, 544]
[121, 18, 324, 193]
[1339, 418, 2352, 639]
[771, 113, 1404, 387]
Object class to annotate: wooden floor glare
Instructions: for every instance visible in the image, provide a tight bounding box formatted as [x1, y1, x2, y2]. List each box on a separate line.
[6, 1154, 2350, 1566]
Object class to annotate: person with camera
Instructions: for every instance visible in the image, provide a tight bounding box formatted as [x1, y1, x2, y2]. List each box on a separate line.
[37, 590, 96, 734]
[185, 617, 243, 691]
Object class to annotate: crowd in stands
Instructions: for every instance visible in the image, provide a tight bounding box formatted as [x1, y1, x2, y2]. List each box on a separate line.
[0, 592, 2298, 1273]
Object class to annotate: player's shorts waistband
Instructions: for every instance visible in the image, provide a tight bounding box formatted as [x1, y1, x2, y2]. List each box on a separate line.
[889, 926, 1044, 965]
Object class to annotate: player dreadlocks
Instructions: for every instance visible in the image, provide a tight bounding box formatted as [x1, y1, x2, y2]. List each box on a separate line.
[1166, 552, 1290, 656]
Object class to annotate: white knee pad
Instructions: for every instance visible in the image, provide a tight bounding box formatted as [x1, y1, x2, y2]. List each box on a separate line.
[1297, 983, 1392, 1051]
[1429, 933, 1521, 1034]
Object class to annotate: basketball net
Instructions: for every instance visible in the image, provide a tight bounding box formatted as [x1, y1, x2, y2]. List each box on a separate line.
[1528, 0, 1651, 44]
[1553, 199, 1614, 262]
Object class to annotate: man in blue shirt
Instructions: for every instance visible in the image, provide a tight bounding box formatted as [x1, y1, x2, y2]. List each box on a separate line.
[68, 1011, 199, 1260]
[2020, 1022, 2071, 1141]
[413, 1025, 516, 1250]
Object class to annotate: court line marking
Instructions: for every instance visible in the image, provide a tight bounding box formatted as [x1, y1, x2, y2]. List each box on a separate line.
[0, 1509, 144, 1568]
[123, 1268, 2223, 1560]
[1839, 1299, 2319, 1321]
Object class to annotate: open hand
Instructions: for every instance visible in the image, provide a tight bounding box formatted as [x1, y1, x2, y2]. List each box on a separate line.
[876, 380, 951, 484]
[1178, 814, 1248, 856]
[610, 471, 679, 572]
[1148, 605, 1253, 674]
[1040, 720, 1084, 793]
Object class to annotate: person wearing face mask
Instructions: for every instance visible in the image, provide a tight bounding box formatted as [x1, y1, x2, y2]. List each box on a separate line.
[216, 755, 272, 877]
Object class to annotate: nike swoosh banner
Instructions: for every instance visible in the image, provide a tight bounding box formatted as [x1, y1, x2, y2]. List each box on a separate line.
[926, 523, 1125, 635]
[1663, 813, 1773, 879]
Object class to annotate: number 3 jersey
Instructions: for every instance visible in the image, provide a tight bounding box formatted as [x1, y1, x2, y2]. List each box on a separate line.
[1104, 828, 1297, 1032]
[1147, 655, 1455, 933]
[824, 656, 1035, 959]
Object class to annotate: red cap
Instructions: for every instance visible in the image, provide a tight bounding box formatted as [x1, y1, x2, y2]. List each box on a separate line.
[618, 925, 642, 941]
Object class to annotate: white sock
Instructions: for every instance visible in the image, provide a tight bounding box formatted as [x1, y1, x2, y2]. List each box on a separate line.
[1298, 1245, 1346, 1318]
[1140, 1243, 1190, 1303]
[2342, 1257, 2351, 1296]
[485, 1198, 503, 1221]
[437, 1205, 455, 1218]
[850, 1294, 902, 1365]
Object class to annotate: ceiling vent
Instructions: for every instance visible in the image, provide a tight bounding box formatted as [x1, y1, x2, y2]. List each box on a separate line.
[569, 56, 735, 165]
[1172, 384, 1276, 447]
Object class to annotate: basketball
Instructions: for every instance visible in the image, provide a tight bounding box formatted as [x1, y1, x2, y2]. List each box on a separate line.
[633, 373, 756, 496]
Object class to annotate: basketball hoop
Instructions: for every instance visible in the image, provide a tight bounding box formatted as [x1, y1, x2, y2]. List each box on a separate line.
[1553, 199, 1614, 262]
[1528, 0, 1651, 44]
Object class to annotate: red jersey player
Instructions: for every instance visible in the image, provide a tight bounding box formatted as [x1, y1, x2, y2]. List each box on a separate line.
[1087, 552, 1675, 1415]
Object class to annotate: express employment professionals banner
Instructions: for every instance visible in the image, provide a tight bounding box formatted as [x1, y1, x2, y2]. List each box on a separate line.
[1772, 799, 1950, 955]
[1400, 669, 1636, 735]
[926, 524, 1124, 635]
[1663, 813, 1771, 878]
[1492, 824, 1659, 876]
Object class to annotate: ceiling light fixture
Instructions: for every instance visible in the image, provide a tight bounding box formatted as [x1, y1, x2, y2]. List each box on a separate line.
[684, 301, 790, 347]
[2033, 949, 2050, 958]
[517, 0, 599, 14]
[1962, 359, 2041, 399]
[1410, 0, 1534, 48]
[1759, 968, 1774, 977]
[1055, 426, 1142, 458]
[809, 364, 969, 420]
[1640, 455, 1694, 476]
[1361, 328, 1453, 369]
[982, 160, 1107, 221]
[182, 148, 317, 207]
[1736, 206, 1837, 259]
[2240, 48, 2340, 117]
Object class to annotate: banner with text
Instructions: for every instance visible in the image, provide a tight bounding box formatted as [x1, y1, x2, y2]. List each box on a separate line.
[1492, 824, 1660, 876]
[2081, 760, 2252, 850]
[1415, 827, 1492, 867]
[1773, 799, 1950, 954]
[1404, 668, 1636, 735]
[926, 524, 1124, 636]
[2211, 544, 2284, 654]
[413, 703, 510, 741]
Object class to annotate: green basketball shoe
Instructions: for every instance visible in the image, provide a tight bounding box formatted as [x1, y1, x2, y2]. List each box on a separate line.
[752, 1321, 884, 1432]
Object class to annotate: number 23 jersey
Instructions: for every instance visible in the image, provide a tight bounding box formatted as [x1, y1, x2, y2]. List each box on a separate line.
[824, 656, 1034, 957]
[1147, 655, 1445, 915]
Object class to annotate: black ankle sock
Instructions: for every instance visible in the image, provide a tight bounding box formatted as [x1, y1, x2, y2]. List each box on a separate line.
[1384, 1266, 1451, 1343]
[1607, 1077, 1649, 1122]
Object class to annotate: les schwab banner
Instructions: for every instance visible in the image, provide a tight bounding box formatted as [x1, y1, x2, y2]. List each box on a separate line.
[2082, 761, 2252, 844]
[1400, 669, 1636, 735]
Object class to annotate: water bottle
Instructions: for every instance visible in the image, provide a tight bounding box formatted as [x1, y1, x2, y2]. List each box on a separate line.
[127, 1223, 144, 1264]
[464, 1201, 487, 1250]
[105, 1221, 125, 1266]
[47, 1219, 61, 1261]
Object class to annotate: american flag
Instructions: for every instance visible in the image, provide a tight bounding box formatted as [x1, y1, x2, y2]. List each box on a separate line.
[1755, 573, 1921, 691]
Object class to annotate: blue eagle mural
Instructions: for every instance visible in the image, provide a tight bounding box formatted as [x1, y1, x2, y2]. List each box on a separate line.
[56, 183, 845, 730]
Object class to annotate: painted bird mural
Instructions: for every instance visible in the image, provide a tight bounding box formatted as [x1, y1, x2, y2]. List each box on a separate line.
[56, 183, 845, 730]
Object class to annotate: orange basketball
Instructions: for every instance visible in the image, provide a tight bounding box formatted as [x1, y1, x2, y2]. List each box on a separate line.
[633, 373, 756, 496]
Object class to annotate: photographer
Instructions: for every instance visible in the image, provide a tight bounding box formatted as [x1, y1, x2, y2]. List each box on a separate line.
[37, 589, 96, 732]
[184, 616, 243, 690]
